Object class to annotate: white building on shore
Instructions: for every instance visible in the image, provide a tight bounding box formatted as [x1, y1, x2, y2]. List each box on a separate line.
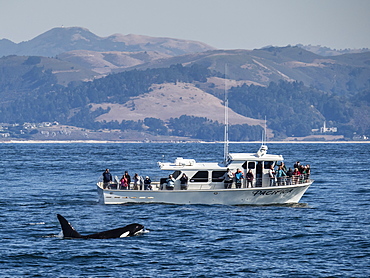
[312, 121, 337, 134]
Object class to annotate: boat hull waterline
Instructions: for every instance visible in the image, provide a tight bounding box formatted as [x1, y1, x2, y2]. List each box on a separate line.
[97, 182, 312, 205]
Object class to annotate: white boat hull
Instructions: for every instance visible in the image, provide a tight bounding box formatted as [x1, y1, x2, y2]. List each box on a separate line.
[97, 181, 312, 205]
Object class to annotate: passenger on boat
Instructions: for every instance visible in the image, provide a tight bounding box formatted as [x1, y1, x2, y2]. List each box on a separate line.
[124, 171, 131, 190]
[286, 168, 293, 185]
[234, 169, 244, 189]
[102, 169, 112, 189]
[298, 164, 305, 173]
[292, 168, 301, 184]
[180, 173, 189, 190]
[276, 166, 287, 186]
[298, 165, 306, 183]
[221, 168, 233, 189]
[166, 175, 175, 190]
[246, 169, 254, 188]
[144, 176, 152, 190]
[279, 162, 288, 173]
[133, 173, 142, 190]
[269, 165, 276, 186]
[304, 164, 311, 181]
[120, 175, 129, 190]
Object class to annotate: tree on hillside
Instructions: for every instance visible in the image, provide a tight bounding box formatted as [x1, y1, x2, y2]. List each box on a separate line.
[144, 117, 168, 135]
[227, 80, 354, 137]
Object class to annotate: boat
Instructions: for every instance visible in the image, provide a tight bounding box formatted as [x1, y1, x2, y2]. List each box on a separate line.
[96, 74, 312, 205]
[96, 144, 313, 205]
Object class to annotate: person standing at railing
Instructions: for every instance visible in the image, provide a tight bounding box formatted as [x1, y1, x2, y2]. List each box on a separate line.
[166, 175, 175, 190]
[276, 166, 287, 186]
[124, 171, 131, 190]
[278, 162, 288, 173]
[102, 169, 112, 189]
[286, 168, 293, 185]
[298, 164, 305, 178]
[234, 168, 244, 189]
[221, 168, 233, 189]
[180, 173, 189, 190]
[144, 176, 152, 190]
[305, 164, 311, 182]
[119, 175, 128, 190]
[292, 168, 301, 184]
[269, 165, 276, 186]
[133, 173, 142, 190]
[246, 169, 254, 188]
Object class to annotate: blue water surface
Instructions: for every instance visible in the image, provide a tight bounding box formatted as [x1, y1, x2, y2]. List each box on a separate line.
[0, 142, 369, 277]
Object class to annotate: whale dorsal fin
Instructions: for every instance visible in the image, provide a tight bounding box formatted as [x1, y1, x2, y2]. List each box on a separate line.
[57, 214, 83, 238]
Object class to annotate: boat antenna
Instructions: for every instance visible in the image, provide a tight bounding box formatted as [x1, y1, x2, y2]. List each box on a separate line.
[257, 116, 268, 157]
[262, 116, 267, 146]
[223, 64, 229, 163]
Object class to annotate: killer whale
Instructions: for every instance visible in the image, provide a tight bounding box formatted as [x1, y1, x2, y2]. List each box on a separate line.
[57, 214, 144, 239]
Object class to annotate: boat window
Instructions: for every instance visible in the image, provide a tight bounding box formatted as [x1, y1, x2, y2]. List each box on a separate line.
[212, 171, 226, 182]
[264, 161, 275, 169]
[242, 161, 255, 169]
[172, 171, 181, 179]
[190, 171, 208, 182]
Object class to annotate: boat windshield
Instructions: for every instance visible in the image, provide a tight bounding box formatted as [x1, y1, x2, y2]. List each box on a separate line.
[172, 170, 181, 179]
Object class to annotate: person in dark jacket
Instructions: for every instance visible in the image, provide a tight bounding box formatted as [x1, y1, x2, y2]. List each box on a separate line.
[144, 176, 152, 190]
[286, 168, 293, 185]
[102, 169, 112, 189]
[180, 173, 188, 190]
[246, 169, 254, 188]
[124, 171, 131, 190]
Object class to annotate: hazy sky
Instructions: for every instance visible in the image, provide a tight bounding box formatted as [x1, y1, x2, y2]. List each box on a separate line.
[1, 0, 369, 50]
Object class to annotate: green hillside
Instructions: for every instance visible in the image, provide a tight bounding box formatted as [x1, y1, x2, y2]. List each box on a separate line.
[1, 62, 369, 141]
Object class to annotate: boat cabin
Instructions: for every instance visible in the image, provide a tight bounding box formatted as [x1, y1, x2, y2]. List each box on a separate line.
[158, 145, 285, 190]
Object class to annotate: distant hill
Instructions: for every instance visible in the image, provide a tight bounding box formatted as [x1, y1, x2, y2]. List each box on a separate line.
[2, 27, 369, 96]
[0, 27, 215, 57]
[52, 46, 370, 96]
[125, 46, 370, 96]
[296, 44, 370, 56]
[57, 50, 172, 75]
[0, 55, 98, 87]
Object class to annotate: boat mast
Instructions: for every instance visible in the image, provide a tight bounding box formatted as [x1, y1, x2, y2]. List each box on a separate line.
[262, 116, 267, 146]
[223, 65, 229, 163]
[264, 116, 267, 144]
[257, 116, 268, 157]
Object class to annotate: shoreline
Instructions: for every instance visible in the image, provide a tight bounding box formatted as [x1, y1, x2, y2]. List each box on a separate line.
[1, 140, 370, 144]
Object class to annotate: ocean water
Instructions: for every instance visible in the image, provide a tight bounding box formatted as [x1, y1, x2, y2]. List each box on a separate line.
[0, 142, 369, 277]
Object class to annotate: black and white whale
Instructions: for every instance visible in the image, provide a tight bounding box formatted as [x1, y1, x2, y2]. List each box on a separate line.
[57, 214, 144, 239]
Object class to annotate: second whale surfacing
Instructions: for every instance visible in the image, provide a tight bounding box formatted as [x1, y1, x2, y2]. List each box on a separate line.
[57, 214, 144, 239]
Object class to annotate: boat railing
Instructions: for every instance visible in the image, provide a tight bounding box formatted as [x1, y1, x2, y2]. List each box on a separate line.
[98, 175, 164, 191]
[250, 175, 311, 188]
[98, 174, 312, 190]
[270, 175, 312, 186]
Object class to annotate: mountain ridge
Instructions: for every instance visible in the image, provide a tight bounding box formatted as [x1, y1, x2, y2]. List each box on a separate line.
[0, 27, 369, 141]
[0, 27, 215, 57]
